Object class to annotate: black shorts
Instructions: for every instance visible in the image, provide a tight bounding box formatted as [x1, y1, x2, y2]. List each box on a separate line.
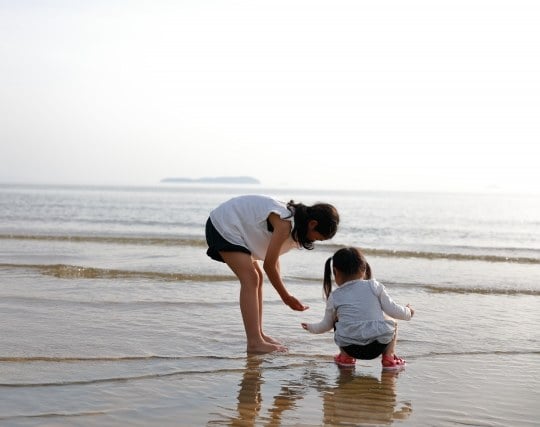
[341, 340, 389, 360]
[205, 218, 251, 263]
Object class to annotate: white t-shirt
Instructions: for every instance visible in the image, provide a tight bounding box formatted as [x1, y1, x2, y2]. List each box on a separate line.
[209, 195, 299, 260]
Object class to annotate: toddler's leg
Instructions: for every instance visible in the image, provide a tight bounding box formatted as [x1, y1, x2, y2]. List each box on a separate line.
[383, 323, 398, 357]
[382, 323, 406, 369]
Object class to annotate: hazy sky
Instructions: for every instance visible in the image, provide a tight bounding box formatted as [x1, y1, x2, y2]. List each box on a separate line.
[1, 0, 539, 192]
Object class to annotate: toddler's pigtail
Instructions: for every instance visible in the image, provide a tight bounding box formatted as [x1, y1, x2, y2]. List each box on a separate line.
[365, 262, 372, 280]
[323, 257, 333, 299]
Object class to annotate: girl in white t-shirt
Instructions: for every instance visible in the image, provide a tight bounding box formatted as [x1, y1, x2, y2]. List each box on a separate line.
[302, 247, 414, 370]
[206, 195, 339, 354]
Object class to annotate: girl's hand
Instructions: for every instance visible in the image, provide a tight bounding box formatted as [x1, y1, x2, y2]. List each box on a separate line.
[406, 304, 415, 318]
[301, 323, 308, 330]
[283, 294, 309, 311]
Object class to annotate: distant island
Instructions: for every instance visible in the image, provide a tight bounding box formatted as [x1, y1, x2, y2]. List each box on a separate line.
[161, 176, 260, 185]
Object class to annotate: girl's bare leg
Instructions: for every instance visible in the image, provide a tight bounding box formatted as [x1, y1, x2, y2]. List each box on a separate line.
[220, 251, 285, 354]
[253, 260, 283, 346]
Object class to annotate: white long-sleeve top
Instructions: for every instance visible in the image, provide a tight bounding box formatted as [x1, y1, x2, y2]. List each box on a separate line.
[305, 279, 412, 347]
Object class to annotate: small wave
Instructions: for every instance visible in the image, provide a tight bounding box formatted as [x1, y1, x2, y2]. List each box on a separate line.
[322, 243, 539, 264]
[2, 234, 538, 264]
[423, 285, 540, 296]
[0, 367, 250, 388]
[2, 263, 538, 296]
[0, 263, 233, 282]
[413, 350, 540, 359]
[294, 279, 540, 297]
[0, 355, 183, 363]
[0, 411, 107, 421]
[0, 354, 245, 363]
[0, 233, 205, 247]
[3, 351, 539, 389]
[0, 361, 317, 388]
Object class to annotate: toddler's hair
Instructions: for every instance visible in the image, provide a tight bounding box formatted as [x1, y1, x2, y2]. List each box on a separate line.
[323, 247, 372, 299]
[287, 200, 339, 250]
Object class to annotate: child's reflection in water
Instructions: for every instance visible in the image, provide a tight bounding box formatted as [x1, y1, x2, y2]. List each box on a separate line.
[231, 357, 263, 424]
[225, 357, 412, 426]
[322, 367, 412, 425]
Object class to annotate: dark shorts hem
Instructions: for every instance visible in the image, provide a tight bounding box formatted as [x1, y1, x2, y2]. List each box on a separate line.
[341, 340, 389, 360]
[205, 218, 251, 263]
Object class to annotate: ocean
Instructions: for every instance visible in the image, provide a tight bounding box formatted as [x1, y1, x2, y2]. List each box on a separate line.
[1, 183, 539, 426]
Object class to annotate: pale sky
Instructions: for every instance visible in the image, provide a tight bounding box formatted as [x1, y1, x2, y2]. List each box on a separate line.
[1, 0, 539, 192]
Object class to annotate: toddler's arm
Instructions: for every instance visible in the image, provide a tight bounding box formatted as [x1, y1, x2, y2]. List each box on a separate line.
[373, 281, 413, 320]
[301, 301, 336, 334]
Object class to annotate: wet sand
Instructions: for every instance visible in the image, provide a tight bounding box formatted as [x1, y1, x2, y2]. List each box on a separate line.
[188, 353, 539, 426]
[2, 352, 538, 426]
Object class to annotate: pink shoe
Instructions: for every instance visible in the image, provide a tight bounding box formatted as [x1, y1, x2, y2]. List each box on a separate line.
[334, 353, 356, 367]
[382, 354, 406, 371]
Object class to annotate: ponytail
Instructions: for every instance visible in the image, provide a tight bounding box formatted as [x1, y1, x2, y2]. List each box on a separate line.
[287, 200, 339, 250]
[323, 257, 333, 299]
[365, 262, 372, 280]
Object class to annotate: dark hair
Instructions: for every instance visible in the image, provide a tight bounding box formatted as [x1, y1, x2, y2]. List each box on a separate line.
[287, 200, 339, 250]
[323, 247, 372, 299]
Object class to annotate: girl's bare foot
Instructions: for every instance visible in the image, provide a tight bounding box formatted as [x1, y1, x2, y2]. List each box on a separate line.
[247, 341, 287, 354]
[262, 334, 283, 346]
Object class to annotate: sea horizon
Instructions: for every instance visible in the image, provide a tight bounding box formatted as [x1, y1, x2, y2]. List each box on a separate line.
[2, 180, 538, 196]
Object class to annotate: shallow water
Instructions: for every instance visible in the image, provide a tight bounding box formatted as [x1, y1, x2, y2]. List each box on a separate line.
[1, 184, 539, 425]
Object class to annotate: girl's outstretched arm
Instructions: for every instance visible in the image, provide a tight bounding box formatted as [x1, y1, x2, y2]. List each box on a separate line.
[264, 213, 308, 311]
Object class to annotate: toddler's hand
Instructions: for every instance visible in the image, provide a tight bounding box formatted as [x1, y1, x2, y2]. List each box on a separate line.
[406, 304, 415, 317]
[301, 323, 308, 330]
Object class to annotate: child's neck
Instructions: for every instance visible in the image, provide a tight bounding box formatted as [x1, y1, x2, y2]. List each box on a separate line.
[336, 272, 365, 286]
